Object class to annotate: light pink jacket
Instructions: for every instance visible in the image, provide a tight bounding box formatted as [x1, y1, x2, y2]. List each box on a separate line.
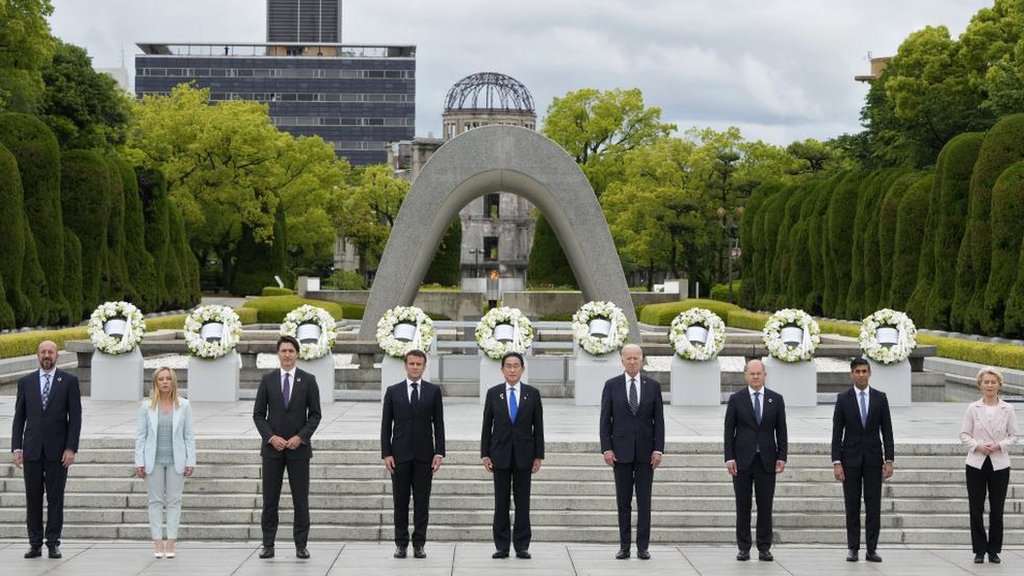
[959, 399, 1018, 471]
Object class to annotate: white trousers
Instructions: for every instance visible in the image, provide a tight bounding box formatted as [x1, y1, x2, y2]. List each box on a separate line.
[145, 464, 186, 540]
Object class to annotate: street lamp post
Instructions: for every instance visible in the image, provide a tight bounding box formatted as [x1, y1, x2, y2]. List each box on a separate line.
[717, 206, 743, 303]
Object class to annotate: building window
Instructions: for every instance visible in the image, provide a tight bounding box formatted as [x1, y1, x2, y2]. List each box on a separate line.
[484, 194, 500, 219]
[484, 237, 499, 261]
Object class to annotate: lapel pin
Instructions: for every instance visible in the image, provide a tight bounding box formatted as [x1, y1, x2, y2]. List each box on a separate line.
[768, 398, 773, 403]
[499, 393, 505, 400]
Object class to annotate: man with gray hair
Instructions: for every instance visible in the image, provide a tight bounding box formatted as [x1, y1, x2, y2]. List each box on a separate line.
[600, 344, 665, 560]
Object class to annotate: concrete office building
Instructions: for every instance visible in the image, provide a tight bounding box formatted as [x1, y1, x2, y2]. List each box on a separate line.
[267, 0, 342, 43]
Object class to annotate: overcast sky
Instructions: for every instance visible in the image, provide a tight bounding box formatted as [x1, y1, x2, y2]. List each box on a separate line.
[48, 0, 992, 146]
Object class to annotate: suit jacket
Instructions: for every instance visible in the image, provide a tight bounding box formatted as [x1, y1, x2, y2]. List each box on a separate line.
[134, 398, 197, 474]
[830, 387, 894, 468]
[959, 399, 1018, 471]
[599, 374, 665, 463]
[381, 379, 446, 463]
[11, 368, 82, 461]
[253, 368, 322, 459]
[481, 382, 544, 470]
[724, 387, 788, 472]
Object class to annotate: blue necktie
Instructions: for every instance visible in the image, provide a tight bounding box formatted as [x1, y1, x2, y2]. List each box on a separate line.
[42, 373, 52, 411]
[859, 391, 868, 428]
[509, 387, 518, 422]
[629, 377, 639, 415]
[754, 392, 762, 425]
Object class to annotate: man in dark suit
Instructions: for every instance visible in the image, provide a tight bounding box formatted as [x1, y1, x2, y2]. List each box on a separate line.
[831, 357, 895, 563]
[481, 351, 544, 559]
[11, 340, 82, 560]
[253, 335, 322, 560]
[599, 343, 665, 560]
[724, 359, 787, 562]
[381, 349, 445, 559]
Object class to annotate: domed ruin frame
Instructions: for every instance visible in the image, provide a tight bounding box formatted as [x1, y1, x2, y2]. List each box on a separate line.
[358, 125, 641, 343]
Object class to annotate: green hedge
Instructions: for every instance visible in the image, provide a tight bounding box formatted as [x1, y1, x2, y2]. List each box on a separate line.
[638, 299, 742, 326]
[243, 295, 344, 324]
[61, 149, 110, 313]
[710, 281, 742, 303]
[527, 215, 577, 288]
[423, 217, 461, 287]
[0, 142, 28, 328]
[261, 286, 294, 296]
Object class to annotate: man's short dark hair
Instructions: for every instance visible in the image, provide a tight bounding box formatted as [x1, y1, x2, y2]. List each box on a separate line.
[850, 357, 871, 371]
[404, 349, 427, 363]
[501, 351, 525, 368]
[277, 335, 300, 352]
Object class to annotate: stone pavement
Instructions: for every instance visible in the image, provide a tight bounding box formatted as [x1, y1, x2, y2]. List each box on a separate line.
[0, 541, 1019, 575]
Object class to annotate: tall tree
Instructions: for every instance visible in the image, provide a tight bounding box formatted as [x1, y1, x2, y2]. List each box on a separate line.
[0, 0, 55, 112]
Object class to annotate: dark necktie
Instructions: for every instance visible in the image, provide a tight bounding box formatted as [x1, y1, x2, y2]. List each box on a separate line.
[411, 381, 419, 410]
[629, 377, 639, 415]
[42, 373, 52, 411]
[509, 387, 518, 422]
[859, 391, 868, 428]
[754, 391, 762, 425]
[283, 372, 291, 408]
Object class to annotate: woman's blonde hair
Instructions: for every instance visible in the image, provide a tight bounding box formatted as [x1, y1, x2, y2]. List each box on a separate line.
[975, 366, 1004, 389]
[149, 366, 180, 409]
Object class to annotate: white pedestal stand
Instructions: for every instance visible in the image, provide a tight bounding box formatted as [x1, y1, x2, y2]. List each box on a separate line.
[186, 351, 241, 402]
[763, 357, 817, 407]
[670, 356, 722, 405]
[90, 348, 144, 401]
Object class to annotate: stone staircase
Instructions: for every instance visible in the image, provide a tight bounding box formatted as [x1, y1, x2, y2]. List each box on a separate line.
[1, 438, 1022, 545]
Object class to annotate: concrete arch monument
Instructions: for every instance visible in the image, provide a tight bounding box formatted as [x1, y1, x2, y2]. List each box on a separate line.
[358, 125, 640, 342]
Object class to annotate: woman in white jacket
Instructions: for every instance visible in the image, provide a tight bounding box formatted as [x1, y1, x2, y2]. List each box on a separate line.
[959, 367, 1018, 565]
[135, 367, 196, 558]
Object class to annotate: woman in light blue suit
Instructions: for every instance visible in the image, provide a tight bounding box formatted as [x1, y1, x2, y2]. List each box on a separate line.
[135, 367, 195, 558]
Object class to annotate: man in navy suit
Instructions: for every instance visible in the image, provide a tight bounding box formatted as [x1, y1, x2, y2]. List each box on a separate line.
[600, 343, 665, 560]
[381, 349, 445, 559]
[724, 359, 787, 561]
[831, 357, 895, 563]
[253, 335, 322, 560]
[11, 340, 82, 559]
[481, 351, 544, 559]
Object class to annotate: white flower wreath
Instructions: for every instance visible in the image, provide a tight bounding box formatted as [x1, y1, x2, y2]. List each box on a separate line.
[87, 301, 146, 355]
[572, 301, 630, 356]
[668, 307, 726, 361]
[762, 308, 820, 363]
[376, 306, 435, 358]
[280, 305, 338, 360]
[183, 305, 243, 359]
[860, 308, 917, 365]
[475, 307, 534, 360]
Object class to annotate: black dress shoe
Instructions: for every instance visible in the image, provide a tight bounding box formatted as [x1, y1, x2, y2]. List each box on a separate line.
[24, 546, 42, 559]
[492, 550, 509, 559]
[974, 553, 984, 564]
[758, 550, 773, 561]
[865, 550, 882, 563]
[295, 548, 310, 559]
[413, 546, 426, 559]
[989, 552, 1001, 564]
[515, 550, 531, 559]
[394, 546, 407, 559]
[616, 547, 630, 560]
[736, 550, 750, 561]
[47, 545, 62, 559]
[846, 549, 858, 562]
[258, 546, 275, 559]
[637, 549, 651, 560]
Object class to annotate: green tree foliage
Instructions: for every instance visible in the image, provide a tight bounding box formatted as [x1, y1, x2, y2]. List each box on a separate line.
[984, 161, 1024, 336]
[824, 172, 861, 316]
[0, 112, 68, 323]
[0, 277, 14, 328]
[856, 170, 907, 316]
[804, 177, 838, 314]
[0, 141, 30, 323]
[423, 217, 462, 287]
[890, 174, 935, 310]
[114, 157, 158, 310]
[169, 202, 200, 307]
[334, 164, 409, 281]
[1000, 167, 1024, 336]
[527, 216, 578, 288]
[879, 172, 922, 310]
[38, 41, 131, 150]
[62, 227, 82, 320]
[99, 155, 130, 302]
[769, 184, 809, 307]
[230, 205, 287, 297]
[0, 0, 55, 112]
[786, 185, 819, 309]
[60, 149, 110, 312]
[20, 226, 47, 324]
[737, 185, 768, 309]
[137, 167, 177, 310]
[925, 133, 984, 329]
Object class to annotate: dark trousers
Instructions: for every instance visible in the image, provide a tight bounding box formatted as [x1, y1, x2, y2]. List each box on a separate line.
[841, 465, 882, 552]
[23, 459, 68, 548]
[492, 466, 532, 552]
[733, 454, 777, 552]
[260, 453, 311, 548]
[391, 460, 434, 547]
[613, 459, 654, 550]
[966, 458, 1010, 555]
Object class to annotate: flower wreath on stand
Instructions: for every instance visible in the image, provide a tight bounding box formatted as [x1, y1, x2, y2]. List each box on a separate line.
[860, 308, 917, 365]
[376, 306, 435, 358]
[183, 305, 243, 359]
[88, 301, 146, 355]
[763, 308, 821, 363]
[475, 307, 535, 360]
[280, 305, 338, 360]
[572, 301, 630, 356]
[668, 307, 726, 361]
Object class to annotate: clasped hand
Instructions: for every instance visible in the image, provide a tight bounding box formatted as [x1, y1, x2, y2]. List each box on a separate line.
[270, 435, 302, 451]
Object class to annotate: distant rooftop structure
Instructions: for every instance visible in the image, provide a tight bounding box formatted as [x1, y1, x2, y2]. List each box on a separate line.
[444, 72, 535, 113]
[855, 55, 891, 83]
[267, 0, 342, 43]
[135, 42, 413, 59]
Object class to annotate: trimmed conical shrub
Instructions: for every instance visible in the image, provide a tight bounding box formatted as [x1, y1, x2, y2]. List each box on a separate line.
[992, 162, 1024, 337]
[0, 142, 30, 325]
[890, 175, 935, 310]
[877, 172, 921, 310]
[61, 149, 111, 313]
